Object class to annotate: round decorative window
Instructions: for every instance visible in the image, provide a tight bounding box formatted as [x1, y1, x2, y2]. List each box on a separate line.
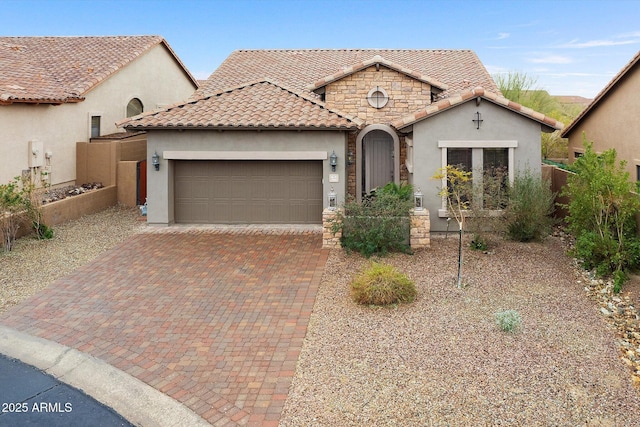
[367, 86, 389, 109]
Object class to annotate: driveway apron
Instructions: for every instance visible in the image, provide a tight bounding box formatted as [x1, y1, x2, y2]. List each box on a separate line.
[0, 229, 328, 426]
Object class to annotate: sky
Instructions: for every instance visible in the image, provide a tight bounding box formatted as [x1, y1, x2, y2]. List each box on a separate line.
[1, 0, 639, 99]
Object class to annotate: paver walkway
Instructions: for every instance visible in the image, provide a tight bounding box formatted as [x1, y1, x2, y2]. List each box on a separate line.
[0, 229, 328, 426]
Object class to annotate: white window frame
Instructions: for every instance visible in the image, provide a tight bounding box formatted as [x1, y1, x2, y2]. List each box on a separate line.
[437, 140, 517, 217]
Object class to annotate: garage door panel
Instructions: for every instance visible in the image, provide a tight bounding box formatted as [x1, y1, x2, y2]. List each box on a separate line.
[175, 160, 322, 224]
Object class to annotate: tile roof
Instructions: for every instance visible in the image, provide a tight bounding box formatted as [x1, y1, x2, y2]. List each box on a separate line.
[119, 80, 363, 130]
[561, 50, 640, 137]
[0, 36, 198, 104]
[196, 49, 498, 100]
[392, 87, 564, 131]
[307, 54, 448, 92]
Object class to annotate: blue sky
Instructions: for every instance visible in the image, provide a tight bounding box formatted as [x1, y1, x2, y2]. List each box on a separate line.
[2, 0, 639, 98]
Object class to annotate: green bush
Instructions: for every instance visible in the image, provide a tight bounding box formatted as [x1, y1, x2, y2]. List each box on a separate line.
[335, 183, 414, 257]
[561, 139, 640, 291]
[502, 170, 555, 242]
[350, 262, 416, 306]
[494, 309, 522, 333]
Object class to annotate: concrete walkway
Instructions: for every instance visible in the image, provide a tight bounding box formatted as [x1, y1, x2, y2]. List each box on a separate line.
[0, 228, 328, 426]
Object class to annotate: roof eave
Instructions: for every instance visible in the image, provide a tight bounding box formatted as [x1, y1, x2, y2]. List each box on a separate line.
[561, 50, 640, 138]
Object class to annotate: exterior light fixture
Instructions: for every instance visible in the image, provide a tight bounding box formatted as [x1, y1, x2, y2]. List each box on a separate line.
[328, 187, 337, 210]
[472, 111, 483, 130]
[330, 150, 338, 172]
[347, 150, 354, 166]
[152, 151, 160, 171]
[414, 187, 423, 210]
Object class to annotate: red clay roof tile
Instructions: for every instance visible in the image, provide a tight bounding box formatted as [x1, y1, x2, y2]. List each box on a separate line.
[393, 87, 564, 131]
[0, 36, 197, 104]
[120, 80, 363, 130]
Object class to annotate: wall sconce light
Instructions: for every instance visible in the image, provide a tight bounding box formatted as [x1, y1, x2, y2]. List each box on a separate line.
[330, 150, 338, 172]
[152, 151, 160, 171]
[414, 187, 423, 210]
[472, 111, 483, 130]
[328, 186, 337, 210]
[347, 150, 354, 166]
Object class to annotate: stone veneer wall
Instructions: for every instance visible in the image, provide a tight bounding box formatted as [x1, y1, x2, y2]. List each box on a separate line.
[322, 208, 430, 250]
[409, 208, 430, 249]
[324, 65, 432, 123]
[322, 208, 342, 249]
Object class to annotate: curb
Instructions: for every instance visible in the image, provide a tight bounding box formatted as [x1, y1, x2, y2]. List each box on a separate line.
[0, 326, 211, 427]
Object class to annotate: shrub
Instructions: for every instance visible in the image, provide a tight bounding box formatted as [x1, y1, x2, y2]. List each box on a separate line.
[494, 309, 522, 333]
[561, 138, 640, 290]
[335, 183, 414, 257]
[350, 262, 416, 306]
[470, 233, 488, 251]
[502, 170, 555, 242]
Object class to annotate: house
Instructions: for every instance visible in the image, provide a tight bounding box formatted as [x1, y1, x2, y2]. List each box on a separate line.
[0, 36, 199, 196]
[561, 50, 640, 181]
[120, 49, 562, 231]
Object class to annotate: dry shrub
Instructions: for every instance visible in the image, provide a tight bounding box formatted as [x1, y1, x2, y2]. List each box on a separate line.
[350, 262, 416, 306]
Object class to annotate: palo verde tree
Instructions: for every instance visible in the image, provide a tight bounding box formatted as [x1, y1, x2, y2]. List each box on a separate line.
[432, 165, 472, 288]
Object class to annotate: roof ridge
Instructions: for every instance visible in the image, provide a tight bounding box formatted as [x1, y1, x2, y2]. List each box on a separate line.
[307, 54, 448, 91]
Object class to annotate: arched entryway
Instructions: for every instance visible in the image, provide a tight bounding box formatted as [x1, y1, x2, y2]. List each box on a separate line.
[356, 124, 400, 199]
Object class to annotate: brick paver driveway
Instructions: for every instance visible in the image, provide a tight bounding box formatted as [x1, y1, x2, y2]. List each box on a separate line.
[0, 229, 328, 426]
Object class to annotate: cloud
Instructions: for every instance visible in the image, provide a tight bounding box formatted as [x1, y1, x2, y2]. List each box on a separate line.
[555, 32, 640, 49]
[527, 55, 573, 64]
[496, 32, 510, 40]
[557, 39, 637, 48]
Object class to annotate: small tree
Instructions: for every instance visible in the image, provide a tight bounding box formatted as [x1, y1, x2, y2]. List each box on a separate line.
[561, 137, 640, 291]
[432, 166, 472, 288]
[0, 178, 28, 251]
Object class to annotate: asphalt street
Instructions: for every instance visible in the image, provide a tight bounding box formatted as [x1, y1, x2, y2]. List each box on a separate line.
[0, 353, 133, 426]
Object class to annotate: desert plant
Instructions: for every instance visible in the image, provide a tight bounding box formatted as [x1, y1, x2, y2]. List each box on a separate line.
[494, 309, 522, 333]
[0, 178, 27, 251]
[432, 166, 472, 288]
[350, 262, 416, 306]
[561, 138, 640, 291]
[502, 169, 556, 242]
[334, 183, 414, 257]
[470, 233, 488, 251]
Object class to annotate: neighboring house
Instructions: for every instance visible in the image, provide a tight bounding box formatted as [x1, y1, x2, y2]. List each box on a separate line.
[562, 50, 640, 181]
[0, 36, 199, 187]
[121, 49, 562, 231]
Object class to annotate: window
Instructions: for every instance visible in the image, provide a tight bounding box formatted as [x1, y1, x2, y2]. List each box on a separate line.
[127, 98, 144, 117]
[367, 86, 389, 109]
[574, 151, 584, 159]
[438, 140, 517, 216]
[90, 116, 101, 138]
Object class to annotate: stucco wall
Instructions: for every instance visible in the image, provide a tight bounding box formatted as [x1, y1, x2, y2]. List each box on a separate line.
[410, 100, 543, 232]
[565, 64, 640, 180]
[145, 130, 350, 226]
[0, 44, 197, 186]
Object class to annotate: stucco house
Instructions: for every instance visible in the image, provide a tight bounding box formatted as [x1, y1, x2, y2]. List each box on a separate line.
[562, 50, 640, 181]
[0, 36, 198, 190]
[120, 49, 562, 231]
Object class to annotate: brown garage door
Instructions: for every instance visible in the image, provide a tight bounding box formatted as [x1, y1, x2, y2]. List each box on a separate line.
[174, 160, 323, 224]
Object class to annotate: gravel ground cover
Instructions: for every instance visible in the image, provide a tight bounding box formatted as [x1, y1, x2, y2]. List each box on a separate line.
[2, 208, 640, 425]
[0, 205, 143, 314]
[280, 235, 640, 426]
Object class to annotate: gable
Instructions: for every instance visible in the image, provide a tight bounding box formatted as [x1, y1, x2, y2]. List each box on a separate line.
[322, 64, 435, 124]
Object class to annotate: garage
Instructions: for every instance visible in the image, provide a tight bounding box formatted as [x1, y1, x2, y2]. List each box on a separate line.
[174, 160, 323, 224]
